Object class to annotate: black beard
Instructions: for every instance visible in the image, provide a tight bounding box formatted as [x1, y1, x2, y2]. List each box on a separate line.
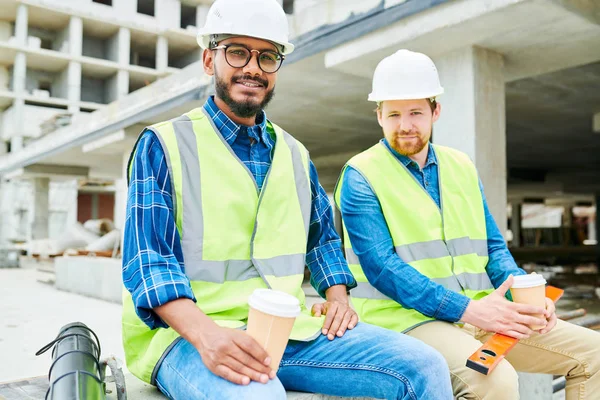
[215, 72, 275, 119]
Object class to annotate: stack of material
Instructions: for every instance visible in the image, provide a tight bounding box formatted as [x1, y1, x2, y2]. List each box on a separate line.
[83, 218, 115, 236]
[26, 219, 121, 260]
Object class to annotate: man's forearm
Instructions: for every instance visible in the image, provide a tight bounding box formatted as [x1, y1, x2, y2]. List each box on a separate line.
[154, 298, 219, 349]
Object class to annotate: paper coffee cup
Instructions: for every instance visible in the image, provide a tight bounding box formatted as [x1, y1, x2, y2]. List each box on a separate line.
[510, 273, 547, 330]
[246, 289, 301, 372]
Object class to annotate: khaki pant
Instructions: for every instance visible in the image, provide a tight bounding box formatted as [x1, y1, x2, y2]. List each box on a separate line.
[406, 320, 600, 399]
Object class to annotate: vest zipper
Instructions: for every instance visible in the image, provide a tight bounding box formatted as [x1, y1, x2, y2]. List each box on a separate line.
[386, 144, 465, 294]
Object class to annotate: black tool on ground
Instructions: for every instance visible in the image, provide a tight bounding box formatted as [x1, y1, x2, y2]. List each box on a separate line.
[35, 322, 106, 400]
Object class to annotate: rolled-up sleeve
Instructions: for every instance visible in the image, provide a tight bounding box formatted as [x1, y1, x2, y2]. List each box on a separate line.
[305, 161, 357, 298]
[122, 130, 195, 330]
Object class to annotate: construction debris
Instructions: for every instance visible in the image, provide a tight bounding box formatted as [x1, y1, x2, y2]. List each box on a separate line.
[570, 315, 600, 329]
[557, 308, 587, 321]
[40, 113, 73, 136]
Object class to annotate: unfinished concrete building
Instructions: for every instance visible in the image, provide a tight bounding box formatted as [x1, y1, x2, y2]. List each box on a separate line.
[0, 0, 209, 245]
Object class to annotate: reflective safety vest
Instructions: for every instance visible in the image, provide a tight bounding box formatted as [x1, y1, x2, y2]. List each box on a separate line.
[334, 142, 494, 333]
[122, 108, 324, 384]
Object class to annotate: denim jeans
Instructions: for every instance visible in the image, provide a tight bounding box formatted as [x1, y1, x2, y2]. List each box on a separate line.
[155, 322, 453, 400]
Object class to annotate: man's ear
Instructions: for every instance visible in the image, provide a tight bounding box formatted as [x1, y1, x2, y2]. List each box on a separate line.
[376, 107, 384, 128]
[203, 49, 215, 76]
[432, 102, 441, 123]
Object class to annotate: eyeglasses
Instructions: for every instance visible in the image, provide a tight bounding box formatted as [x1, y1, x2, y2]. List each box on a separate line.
[212, 44, 285, 73]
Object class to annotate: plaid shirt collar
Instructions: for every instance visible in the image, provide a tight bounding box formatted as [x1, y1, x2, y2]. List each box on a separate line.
[203, 96, 273, 149]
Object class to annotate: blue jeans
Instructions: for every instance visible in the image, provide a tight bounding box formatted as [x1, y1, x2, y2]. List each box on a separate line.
[155, 322, 452, 399]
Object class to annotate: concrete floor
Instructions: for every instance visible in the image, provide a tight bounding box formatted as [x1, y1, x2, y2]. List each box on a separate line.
[0, 268, 321, 385]
[0, 268, 126, 384]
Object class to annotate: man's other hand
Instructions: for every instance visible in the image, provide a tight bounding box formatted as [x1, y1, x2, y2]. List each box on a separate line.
[461, 275, 547, 339]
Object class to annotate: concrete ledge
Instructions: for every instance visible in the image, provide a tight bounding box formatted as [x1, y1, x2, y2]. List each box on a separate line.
[54, 256, 122, 303]
[106, 374, 372, 400]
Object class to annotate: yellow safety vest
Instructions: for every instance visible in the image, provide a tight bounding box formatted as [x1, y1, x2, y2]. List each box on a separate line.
[334, 142, 493, 333]
[122, 108, 323, 384]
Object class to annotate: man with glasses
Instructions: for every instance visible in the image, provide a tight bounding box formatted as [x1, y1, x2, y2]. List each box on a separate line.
[121, 0, 453, 399]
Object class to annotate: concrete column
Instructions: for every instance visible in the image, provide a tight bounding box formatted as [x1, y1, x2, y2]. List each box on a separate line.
[69, 16, 83, 57]
[13, 52, 26, 95]
[10, 135, 23, 152]
[433, 46, 507, 235]
[596, 195, 600, 266]
[510, 200, 522, 247]
[67, 61, 81, 112]
[117, 69, 129, 99]
[12, 51, 27, 143]
[0, 66, 8, 89]
[64, 179, 78, 230]
[114, 152, 130, 251]
[113, 27, 130, 99]
[156, 36, 169, 72]
[32, 177, 50, 240]
[15, 4, 28, 46]
[562, 202, 574, 246]
[117, 27, 130, 66]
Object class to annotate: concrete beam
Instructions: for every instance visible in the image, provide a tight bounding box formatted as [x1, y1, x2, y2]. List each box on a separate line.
[507, 182, 565, 200]
[82, 130, 126, 153]
[323, 0, 600, 83]
[4, 164, 89, 179]
[550, 0, 600, 25]
[323, 0, 525, 78]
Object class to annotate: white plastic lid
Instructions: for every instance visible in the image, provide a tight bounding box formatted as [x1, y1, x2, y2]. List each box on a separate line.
[511, 273, 547, 289]
[248, 289, 301, 318]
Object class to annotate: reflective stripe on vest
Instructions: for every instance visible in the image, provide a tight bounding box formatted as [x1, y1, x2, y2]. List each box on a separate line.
[334, 142, 493, 333]
[351, 272, 494, 300]
[122, 109, 323, 385]
[344, 237, 488, 264]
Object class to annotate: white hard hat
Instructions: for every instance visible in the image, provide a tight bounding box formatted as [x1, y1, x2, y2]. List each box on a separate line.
[368, 49, 444, 102]
[197, 0, 294, 55]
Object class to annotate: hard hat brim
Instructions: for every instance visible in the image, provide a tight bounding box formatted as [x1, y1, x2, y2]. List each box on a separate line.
[197, 31, 295, 55]
[367, 89, 444, 102]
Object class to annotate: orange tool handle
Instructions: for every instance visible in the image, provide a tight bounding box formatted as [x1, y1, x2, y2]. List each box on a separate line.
[466, 285, 564, 375]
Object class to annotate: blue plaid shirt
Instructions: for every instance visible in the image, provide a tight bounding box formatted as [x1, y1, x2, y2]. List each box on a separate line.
[123, 96, 355, 329]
